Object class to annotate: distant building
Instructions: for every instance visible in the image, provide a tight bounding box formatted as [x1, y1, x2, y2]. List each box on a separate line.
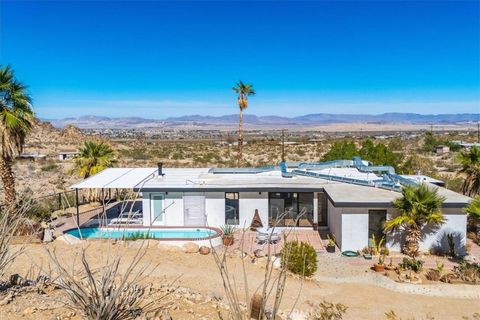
[17, 152, 47, 161]
[436, 145, 450, 154]
[58, 151, 79, 161]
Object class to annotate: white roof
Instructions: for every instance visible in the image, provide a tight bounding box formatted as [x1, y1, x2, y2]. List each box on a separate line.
[70, 168, 158, 189]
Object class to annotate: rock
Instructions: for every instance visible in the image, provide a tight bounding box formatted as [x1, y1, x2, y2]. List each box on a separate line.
[56, 234, 82, 245]
[10, 273, 24, 286]
[182, 242, 199, 253]
[286, 310, 307, 320]
[254, 249, 266, 258]
[271, 256, 282, 269]
[0, 292, 14, 305]
[199, 246, 211, 255]
[23, 307, 37, 315]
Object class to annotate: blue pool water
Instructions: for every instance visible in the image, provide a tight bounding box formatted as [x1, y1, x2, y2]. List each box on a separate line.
[66, 227, 217, 239]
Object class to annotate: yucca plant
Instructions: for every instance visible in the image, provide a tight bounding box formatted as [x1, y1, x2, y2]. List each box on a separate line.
[48, 248, 170, 320]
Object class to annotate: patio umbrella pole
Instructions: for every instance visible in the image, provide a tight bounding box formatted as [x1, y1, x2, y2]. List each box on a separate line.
[75, 188, 80, 227]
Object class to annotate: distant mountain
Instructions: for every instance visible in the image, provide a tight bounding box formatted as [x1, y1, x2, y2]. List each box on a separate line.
[46, 113, 479, 129]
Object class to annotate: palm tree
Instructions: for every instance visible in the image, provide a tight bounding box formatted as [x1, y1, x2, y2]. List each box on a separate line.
[384, 184, 446, 257]
[457, 146, 480, 197]
[0, 65, 34, 208]
[232, 81, 255, 167]
[465, 195, 480, 221]
[74, 141, 115, 179]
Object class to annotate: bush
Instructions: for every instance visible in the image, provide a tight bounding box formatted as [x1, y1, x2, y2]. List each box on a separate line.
[281, 240, 317, 277]
[399, 257, 424, 273]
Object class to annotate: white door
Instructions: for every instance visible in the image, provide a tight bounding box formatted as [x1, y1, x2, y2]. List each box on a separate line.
[150, 193, 165, 225]
[183, 194, 206, 226]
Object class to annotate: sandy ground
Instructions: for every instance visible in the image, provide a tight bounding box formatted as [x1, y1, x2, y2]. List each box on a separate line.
[1, 242, 479, 320]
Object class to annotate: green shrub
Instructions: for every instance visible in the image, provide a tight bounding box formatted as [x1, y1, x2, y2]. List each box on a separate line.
[399, 257, 424, 273]
[281, 240, 317, 277]
[41, 160, 58, 172]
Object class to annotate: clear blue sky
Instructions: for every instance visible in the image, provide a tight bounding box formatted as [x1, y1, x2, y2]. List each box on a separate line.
[1, 0, 479, 119]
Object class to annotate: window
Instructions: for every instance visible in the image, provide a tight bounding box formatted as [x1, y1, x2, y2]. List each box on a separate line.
[225, 192, 239, 225]
[268, 192, 313, 227]
[151, 193, 164, 223]
[368, 210, 387, 242]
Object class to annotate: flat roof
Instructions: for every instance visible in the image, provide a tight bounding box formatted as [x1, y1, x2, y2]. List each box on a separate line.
[70, 168, 158, 189]
[70, 166, 471, 207]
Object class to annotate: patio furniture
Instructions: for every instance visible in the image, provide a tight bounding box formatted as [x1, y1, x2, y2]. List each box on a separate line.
[108, 210, 143, 225]
[256, 227, 281, 244]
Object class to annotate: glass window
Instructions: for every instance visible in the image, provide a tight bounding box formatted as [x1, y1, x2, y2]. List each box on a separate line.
[268, 192, 313, 227]
[225, 192, 239, 225]
[368, 210, 387, 242]
[151, 194, 164, 223]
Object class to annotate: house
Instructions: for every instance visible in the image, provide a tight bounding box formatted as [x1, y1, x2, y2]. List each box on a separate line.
[58, 151, 79, 161]
[70, 158, 470, 254]
[436, 145, 450, 154]
[17, 152, 47, 161]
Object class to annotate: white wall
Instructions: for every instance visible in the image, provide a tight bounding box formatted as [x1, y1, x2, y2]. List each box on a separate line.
[340, 207, 369, 251]
[205, 192, 226, 228]
[239, 192, 269, 228]
[142, 192, 184, 226]
[387, 207, 467, 255]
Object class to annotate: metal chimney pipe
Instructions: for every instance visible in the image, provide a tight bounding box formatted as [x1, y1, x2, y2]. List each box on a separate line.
[157, 162, 164, 176]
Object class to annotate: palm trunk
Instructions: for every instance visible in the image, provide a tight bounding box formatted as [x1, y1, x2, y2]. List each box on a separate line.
[0, 156, 16, 209]
[237, 109, 243, 167]
[404, 224, 421, 257]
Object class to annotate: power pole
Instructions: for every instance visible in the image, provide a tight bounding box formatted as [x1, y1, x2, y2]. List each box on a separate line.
[477, 122, 479, 143]
[281, 129, 285, 162]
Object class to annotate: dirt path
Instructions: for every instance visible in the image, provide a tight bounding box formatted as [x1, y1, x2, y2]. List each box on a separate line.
[4, 242, 480, 319]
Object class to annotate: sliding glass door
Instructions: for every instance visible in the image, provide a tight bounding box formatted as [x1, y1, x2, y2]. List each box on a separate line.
[268, 192, 313, 227]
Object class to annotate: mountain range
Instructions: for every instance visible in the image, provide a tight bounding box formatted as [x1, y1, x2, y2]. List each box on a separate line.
[45, 113, 480, 129]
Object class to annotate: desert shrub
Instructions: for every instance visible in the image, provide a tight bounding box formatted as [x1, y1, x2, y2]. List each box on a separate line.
[40, 159, 58, 172]
[48, 248, 170, 320]
[125, 231, 154, 241]
[308, 300, 347, 320]
[454, 261, 480, 284]
[0, 208, 26, 277]
[281, 240, 318, 277]
[399, 257, 424, 273]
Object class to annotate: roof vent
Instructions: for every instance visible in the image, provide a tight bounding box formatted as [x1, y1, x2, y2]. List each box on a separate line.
[157, 162, 164, 176]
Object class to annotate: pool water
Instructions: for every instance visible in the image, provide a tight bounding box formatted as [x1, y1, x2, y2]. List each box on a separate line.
[66, 227, 217, 239]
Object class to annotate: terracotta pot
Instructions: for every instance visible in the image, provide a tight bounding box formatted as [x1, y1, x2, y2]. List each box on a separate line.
[326, 245, 335, 253]
[223, 236, 234, 246]
[374, 263, 385, 272]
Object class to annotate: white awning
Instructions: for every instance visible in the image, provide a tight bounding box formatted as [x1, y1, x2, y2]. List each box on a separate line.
[70, 168, 158, 189]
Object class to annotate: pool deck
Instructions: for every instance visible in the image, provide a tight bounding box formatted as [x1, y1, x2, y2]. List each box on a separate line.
[230, 229, 326, 255]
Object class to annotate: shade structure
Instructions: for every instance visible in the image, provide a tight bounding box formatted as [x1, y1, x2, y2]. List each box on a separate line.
[70, 168, 158, 189]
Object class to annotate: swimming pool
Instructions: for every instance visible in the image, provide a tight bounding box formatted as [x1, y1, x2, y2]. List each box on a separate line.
[65, 227, 218, 240]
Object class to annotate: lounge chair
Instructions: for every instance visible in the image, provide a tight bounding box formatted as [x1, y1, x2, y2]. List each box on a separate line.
[108, 210, 143, 225]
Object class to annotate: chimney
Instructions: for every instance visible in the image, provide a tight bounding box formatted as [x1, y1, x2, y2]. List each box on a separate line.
[157, 162, 164, 176]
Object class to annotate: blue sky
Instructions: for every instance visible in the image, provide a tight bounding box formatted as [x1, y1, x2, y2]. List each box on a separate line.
[0, 0, 479, 119]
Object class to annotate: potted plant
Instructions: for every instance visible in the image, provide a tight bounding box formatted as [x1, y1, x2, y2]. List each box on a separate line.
[220, 225, 235, 246]
[374, 254, 386, 272]
[326, 234, 336, 253]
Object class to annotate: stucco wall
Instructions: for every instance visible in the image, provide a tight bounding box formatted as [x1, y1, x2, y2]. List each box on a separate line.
[142, 192, 185, 226]
[340, 207, 369, 251]
[327, 200, 342, 249]
[387, 207, 467, 255]
[205, 192, 226, 227]
[239, 192, 269, 228]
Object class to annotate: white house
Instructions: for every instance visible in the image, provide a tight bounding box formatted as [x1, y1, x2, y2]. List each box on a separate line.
[71, 158, 470, 254]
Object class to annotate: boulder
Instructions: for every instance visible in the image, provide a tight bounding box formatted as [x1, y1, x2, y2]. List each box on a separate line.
[253, 249, 266, 258]
[199, 246, 211, 255]
[158, 243, 182, 252]
[182, 242, 199, 253]
[56, 234, 82, 245]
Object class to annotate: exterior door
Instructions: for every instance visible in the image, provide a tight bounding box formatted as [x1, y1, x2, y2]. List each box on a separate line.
[184, 194, 206, 226]
[150, 193, 165, 225]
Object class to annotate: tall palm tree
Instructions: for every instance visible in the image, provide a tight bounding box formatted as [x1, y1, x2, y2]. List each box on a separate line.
[384, 184, 446, 257]
[0, 65, 34, 208]
[74, 141, 115, 179]
[457, 146, 480, 197]
[232, 81, 255, 167]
